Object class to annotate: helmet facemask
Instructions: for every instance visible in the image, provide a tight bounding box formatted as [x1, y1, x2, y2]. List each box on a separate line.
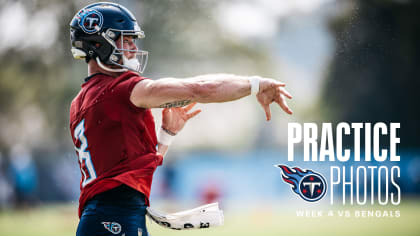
[97, 28, 148, 73]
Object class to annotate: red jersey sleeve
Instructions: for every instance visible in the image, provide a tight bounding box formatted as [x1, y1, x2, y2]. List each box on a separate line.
[108, 71, 148, 111]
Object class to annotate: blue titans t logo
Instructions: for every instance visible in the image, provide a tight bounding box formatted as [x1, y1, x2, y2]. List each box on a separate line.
[76, 9, 103, 34]
[275, 165, 327, 202]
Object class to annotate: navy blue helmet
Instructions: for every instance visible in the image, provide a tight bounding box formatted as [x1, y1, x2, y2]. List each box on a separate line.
[70, 2, 148, 73]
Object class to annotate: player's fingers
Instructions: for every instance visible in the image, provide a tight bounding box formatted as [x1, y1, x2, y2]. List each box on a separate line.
[262, 103, 271, 121]
[276, 95, 293, 115]
[184, 102, 197, 112]
[186, 109, 201, 120]
[274, 81, 286, 87]
[278, 87, 292, 99]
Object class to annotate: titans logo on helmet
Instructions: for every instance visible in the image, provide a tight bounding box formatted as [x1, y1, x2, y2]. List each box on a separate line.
[275, 165, 327, 202]
[77, 9, 103, 34]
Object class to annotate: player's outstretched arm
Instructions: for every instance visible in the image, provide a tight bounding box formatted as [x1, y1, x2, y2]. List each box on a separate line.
[130, 74, 293, 120]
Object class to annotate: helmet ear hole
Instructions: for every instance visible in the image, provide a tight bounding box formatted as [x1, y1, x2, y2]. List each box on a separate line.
[110, 54, 119, 62]
[94, 43, 101, 48]
[118, 19, 125, 23]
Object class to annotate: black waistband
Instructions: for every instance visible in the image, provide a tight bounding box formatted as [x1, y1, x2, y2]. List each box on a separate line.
[91, 185, 146, 203]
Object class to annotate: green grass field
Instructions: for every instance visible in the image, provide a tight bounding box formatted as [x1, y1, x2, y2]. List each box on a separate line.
[0, 200, 419, 236]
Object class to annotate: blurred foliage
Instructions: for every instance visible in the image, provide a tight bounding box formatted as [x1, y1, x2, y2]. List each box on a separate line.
[0, 0, 79, 154]
[322, 0, 420, 147]
[139, 0, 274, 77]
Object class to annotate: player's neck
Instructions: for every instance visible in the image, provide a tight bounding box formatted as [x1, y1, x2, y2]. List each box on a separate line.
[88, 60, 122, 78]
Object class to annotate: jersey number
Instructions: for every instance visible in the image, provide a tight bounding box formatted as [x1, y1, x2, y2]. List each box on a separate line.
[74, 119, 97, 187]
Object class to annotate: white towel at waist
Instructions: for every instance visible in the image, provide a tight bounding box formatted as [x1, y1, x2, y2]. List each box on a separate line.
[146, 202, 224, 230]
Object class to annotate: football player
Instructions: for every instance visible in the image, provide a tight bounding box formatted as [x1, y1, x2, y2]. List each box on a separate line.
[69, 2, 292, 236]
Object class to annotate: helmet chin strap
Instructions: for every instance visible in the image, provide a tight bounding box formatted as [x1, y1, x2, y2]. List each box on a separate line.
[122, 56, 141, 72]
[96, 57, 128, 73]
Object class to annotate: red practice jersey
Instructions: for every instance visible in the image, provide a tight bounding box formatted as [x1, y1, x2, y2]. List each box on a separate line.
[69, 71, 163, 217]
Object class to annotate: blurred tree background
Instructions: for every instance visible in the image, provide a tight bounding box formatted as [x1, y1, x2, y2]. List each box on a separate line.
[322, 0, 420, 147]
[0, 0, 79, 154]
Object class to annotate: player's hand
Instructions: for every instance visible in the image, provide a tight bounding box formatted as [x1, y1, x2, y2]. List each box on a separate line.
[162, 102, 201, 134]
[256, 78, 293, 121]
